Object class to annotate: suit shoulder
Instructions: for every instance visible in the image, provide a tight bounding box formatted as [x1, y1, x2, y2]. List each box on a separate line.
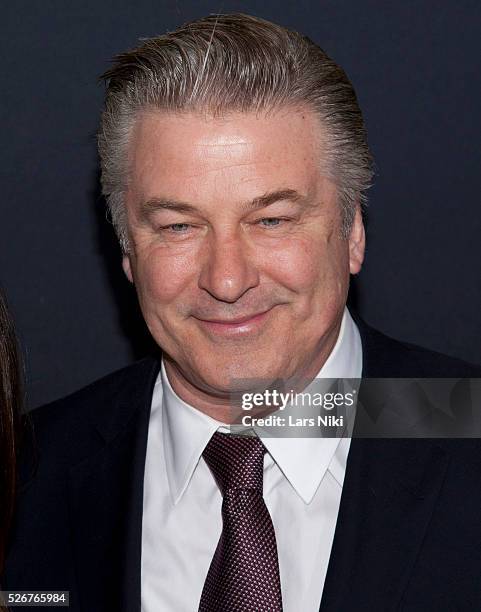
[356, 317, 481, 377]
[23, 357, 160, 466]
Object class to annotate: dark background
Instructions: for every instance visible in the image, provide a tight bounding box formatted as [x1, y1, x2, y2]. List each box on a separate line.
[1, 1, 480, 410]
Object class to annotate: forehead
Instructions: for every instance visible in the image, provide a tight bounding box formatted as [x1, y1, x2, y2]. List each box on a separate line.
[127, 107, 326, 204]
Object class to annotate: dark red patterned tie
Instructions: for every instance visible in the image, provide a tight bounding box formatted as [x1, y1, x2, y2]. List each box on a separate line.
[198, 432, 283, 612]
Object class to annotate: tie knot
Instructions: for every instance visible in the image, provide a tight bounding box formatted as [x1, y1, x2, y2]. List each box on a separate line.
[203, 432, 266, 495]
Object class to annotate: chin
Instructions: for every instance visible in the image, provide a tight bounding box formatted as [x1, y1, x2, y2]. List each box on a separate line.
[193, 355, 290, 395]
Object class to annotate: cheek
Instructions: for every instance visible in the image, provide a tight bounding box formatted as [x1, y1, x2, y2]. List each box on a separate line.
[262, 235, 349, 296]
[134, 246, 197, 307]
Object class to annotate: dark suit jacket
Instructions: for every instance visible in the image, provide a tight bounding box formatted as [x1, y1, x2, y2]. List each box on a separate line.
[4, 318, 481, 611]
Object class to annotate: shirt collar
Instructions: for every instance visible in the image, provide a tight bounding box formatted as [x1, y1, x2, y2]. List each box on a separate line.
[160, 362, 223, 504]
[160, 307, 362, 505]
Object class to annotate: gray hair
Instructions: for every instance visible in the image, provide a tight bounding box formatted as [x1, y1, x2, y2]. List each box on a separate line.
[98, 13, 374, 253]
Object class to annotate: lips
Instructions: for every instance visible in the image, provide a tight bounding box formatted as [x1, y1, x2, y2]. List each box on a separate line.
[197, 310, 270, 325]
[193, 307, 275, 336]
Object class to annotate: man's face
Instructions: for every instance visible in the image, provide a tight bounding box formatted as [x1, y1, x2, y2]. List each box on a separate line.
[123, 107, 364, 395]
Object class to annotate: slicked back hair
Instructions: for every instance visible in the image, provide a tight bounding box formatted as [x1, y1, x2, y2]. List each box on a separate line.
[98, 13, 374, 252]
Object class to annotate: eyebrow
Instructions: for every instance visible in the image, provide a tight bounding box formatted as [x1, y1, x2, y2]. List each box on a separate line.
[138, 188, 306, 220]
[244, 189, 305, 212]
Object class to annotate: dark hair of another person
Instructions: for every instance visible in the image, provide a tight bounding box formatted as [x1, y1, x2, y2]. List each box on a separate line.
[0, 290, 23, 578]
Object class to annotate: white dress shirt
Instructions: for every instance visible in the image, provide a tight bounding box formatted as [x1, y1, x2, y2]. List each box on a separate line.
[141, 307, 362, 612]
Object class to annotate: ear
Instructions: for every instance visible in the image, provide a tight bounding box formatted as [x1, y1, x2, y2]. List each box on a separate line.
[348, 206, 365, 275]
[122, 254, 134, 284]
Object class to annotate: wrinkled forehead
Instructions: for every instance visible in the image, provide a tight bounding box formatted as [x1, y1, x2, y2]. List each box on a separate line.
[126, 107, 330, 207]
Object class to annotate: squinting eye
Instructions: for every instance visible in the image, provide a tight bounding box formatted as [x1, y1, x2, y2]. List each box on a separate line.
[259, 218, 282, 227]
[167, 223, 190, 232]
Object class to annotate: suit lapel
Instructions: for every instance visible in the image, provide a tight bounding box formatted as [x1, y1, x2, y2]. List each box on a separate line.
[320, 438, 450, 610]
[320, 316, 452, 610]
[68, 358, 160, 612]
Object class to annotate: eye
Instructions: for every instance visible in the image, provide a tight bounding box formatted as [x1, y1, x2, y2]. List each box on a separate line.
[258, 217, 283, 228]
[164, 223, 191, 232]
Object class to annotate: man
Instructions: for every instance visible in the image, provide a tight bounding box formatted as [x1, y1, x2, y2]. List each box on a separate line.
[5, 13, 481, 612]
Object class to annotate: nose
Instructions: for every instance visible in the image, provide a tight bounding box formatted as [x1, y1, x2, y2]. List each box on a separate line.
[198, 230, 259, 303]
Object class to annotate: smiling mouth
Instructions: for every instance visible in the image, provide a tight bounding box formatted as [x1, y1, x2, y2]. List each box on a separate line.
[198, 311, 270, 325]
[193, 307, 276, 336]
